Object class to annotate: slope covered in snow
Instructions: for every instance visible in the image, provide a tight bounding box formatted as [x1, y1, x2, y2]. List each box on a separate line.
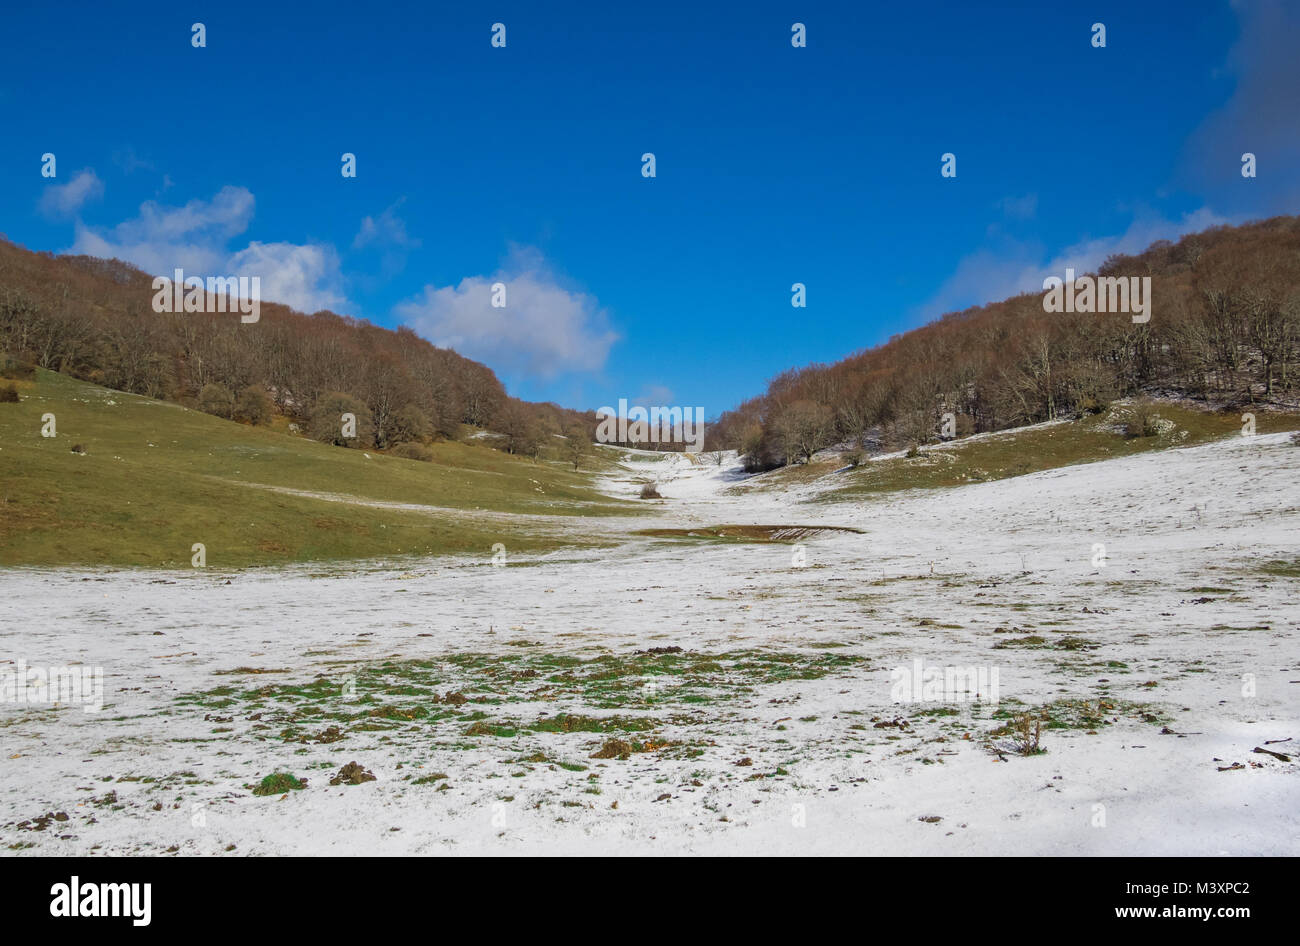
[1, 429, 1297, 854]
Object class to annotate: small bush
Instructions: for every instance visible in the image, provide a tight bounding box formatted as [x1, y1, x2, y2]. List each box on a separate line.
[390, 441, 433, 462]
[842, 449, 864, 468]
[1125, 400, 1161, 438]
[0, 382, 18, 403]
[198, 382, 235, 419]
[904, 444, 921, 459]
[1008, 712, 1046, 756]
[0, 356, 36, 380]
[639, 482, 662, 499]
[309, 391, 374, 447]
[389, 403, 434, 446]
[233, 384, 274, 425]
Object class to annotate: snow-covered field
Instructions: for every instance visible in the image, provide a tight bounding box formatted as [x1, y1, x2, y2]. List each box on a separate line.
[2, 433, 1298, 855]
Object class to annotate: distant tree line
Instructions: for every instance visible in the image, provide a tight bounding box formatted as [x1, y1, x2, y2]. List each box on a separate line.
[0, 239, 597, 462]
[706, 216, 1300, 470]
[6, 217, 1298, 473]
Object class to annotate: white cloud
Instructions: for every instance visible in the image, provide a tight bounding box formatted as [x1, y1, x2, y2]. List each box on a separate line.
[226, 241, 348, 314]
[395, 247, 619, 379]
[39, 169, 104, 218]
[71, 185, 253, 274]
[70, 185, 349, 314]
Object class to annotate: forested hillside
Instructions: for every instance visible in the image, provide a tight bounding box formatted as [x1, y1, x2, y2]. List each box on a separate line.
[4, 217, 1300, 472]
[708, 216, 1300, 469]
[0, 238, 596, 459]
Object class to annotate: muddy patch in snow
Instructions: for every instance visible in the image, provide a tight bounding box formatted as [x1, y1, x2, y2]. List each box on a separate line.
[635, 524, 865, 543]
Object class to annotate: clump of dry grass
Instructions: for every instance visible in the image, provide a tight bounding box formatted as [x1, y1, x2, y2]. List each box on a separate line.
[1007, 711, 1046, 755]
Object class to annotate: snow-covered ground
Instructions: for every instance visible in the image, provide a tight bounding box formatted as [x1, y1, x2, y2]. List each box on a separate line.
[1, 433, 1297, 855]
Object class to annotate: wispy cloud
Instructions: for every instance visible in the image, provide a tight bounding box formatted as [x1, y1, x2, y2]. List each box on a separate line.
[913, 208, 1239, 322]
[353, 198, 419, 250]
[1039, 208, 1236, 276]
[1178, 0, 1300, 213]
[70, 185, 348, 315]
[110, 147, 154, 175]
[352, 198, 421, 281]
[39, 169, 104, 218]
[995, 194, 1037, 221]
[915, 1, 1295, 327]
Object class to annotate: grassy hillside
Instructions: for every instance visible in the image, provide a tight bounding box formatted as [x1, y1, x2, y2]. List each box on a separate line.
[0, 370, 631, 568]
[741, 401, 1300, 501]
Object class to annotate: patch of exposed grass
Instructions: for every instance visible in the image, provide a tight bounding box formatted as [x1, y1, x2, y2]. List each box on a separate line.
[590, 737, 675, 760]
[250, 772, 307, 795]
[530, 713, 659, 734]
[994, 634, 1100, 652]
[410, 772, 448, 784]
[991, 695, 1167, 735]
[1257, 559, 1300, 578]
[171, 647, 868, 775]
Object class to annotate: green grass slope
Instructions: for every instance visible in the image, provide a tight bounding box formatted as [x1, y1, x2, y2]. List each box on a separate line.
[0, 370, 631, 568]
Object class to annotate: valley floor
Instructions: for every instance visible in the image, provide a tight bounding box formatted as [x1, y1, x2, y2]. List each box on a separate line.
[1, 432, 1298, 855]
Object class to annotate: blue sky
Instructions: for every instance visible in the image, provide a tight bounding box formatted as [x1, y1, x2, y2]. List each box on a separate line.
[2, 1, 1297, 417]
